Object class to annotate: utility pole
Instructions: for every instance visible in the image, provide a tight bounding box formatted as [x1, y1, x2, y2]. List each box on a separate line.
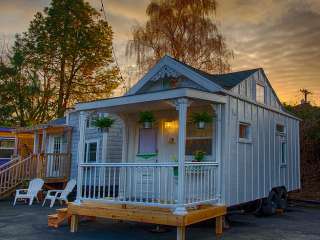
[300, 88, 312, 104]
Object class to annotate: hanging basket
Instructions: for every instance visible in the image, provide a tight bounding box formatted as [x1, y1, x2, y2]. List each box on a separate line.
[196, 121, 205, 129]
[143, 121, 153, 129]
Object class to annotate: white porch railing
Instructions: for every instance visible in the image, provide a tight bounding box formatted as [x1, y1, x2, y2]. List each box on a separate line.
[78, 162, 219, 208]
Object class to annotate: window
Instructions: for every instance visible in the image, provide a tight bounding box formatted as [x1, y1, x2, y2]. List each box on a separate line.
[276, 124, 285, 135]
[84, 140, 98, 162]
[281, 142, 287, 165]
[0, 138, 15, 160]
[185, 118, 212, 156]
[53, 136, 62, 153]
[256, 84, 265, 104]
[86, 114, 98, 128]
[239, 122, 251, 141]
[138, 128, 157, 154]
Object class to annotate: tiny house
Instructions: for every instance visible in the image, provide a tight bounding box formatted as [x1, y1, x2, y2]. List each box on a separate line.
[67, 55, 300, 213]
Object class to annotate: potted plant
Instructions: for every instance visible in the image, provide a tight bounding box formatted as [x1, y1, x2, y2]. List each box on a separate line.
[139, 111, 155, 129]
[191, 111, 215, 129]
[193, 150, 206, 162]
[93, 116, 114, 132]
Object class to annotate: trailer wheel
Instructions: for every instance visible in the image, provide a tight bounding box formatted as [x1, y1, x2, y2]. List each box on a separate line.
[261, 190, 277, 216]
[275, 187, 288, 210]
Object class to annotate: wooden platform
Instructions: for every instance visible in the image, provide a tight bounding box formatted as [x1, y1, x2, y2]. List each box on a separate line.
[68, 202, 227, 240]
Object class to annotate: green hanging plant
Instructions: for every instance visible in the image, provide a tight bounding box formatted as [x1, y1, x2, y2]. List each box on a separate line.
[191, 111, 215, 129]
[138, 111, 155, 128]
[193, 150, 206, 162]
[93, 116, 114, 132]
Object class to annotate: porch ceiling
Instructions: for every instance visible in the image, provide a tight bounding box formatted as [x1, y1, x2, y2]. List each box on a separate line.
[76, 88, 227, 113]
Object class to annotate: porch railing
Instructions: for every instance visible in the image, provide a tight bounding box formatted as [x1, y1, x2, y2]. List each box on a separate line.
[37, 153, 71, 180]
[78, 162, 219, 208]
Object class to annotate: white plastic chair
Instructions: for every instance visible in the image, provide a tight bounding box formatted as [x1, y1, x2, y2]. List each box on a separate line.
[13, 178, 44, 206]
[42, 179, 76, 208]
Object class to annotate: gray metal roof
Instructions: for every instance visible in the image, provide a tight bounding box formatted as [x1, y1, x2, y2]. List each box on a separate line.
[47, 117, 66, 125]
[169, 56, 259, 89]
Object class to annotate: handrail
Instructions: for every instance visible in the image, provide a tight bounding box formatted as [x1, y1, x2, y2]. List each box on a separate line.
[0, 156, 20, 171]
[79, 161, 219, 167]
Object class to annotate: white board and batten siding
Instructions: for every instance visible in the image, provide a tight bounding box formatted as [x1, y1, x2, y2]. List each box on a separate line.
[221, 70, 300, 207]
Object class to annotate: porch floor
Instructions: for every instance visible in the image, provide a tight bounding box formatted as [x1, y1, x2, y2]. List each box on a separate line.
[68, 202, 226, 239]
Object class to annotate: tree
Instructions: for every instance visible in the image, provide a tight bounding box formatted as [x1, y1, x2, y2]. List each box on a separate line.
[127, 0, 233, 74]
[0, 36, 54, 126]
[22, 0, 121, 118]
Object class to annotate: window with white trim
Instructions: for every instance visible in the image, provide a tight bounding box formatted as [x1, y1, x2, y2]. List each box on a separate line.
[0, 138, 15, 160]
[84, 140, 98, 162]
[281, 141, 287, 165]
[276, 124, 286, 135]
[239, 122, 251, 141]
[256, 84, 265, 104]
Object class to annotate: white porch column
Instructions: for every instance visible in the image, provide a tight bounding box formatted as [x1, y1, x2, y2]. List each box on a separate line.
[41, 128, 47, 154]
[212, 104, 222, 203]
[75, 111, 87, 204]
[101, 113, 109, 162]
[174, 98, 189, 216]
[33, 130, 39, 155]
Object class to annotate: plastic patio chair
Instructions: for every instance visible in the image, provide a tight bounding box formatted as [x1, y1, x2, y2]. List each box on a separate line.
[42, 179, 76, 208]
[13, 178, 44, 206]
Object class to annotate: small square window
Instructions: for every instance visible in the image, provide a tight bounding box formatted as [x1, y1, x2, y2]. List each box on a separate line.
[276, 124, 285, 135]
[239, 122, 251, 140]
[256, 84, 265, 104]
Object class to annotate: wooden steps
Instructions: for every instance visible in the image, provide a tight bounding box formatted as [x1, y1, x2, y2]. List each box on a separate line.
[48, 208, 70, 228]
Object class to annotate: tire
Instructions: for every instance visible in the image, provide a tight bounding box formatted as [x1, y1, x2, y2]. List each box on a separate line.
[275, 187, 288, 210]
[261, 190, 277, 216]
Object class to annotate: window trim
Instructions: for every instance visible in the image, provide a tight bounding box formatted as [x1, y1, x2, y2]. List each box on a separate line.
[238, 121, 252, 143]
[84, 139, 99, 163]
[256, 83, 265, 104]
[0, 137, 16, 160]
[280, 140, 287, 166]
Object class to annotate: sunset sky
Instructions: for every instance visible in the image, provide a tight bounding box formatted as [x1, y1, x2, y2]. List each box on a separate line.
[0, 0, 319, 105]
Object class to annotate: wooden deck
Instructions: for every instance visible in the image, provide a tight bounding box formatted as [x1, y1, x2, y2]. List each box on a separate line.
[68, 202, 227, 240]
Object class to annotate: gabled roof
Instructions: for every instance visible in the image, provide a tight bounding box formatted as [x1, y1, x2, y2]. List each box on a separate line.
[47, 117, 66, 126]
[167, 56, 259, 90]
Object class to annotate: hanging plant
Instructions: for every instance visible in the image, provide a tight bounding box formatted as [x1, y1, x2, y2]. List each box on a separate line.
[139, 111, 155, 129]
[191, 111, 215, 129]
[193, 150, 206, 162]
[93, 116, 114, 132]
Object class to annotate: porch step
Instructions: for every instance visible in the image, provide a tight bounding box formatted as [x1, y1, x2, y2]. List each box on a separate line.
[48, 208, 70, 228]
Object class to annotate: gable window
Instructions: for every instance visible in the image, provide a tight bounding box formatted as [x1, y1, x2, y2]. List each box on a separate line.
[0, 138, 15, 160]
[276, 124, 286, 135]
[256, 84, 265, 104]
[84, 140, 98, 162]
[281, 142, 287, 165]
[239, 122, 251, 141]
[138, 128, 157, 155]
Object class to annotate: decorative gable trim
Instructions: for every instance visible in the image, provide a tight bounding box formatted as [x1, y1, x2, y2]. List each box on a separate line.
[126, 56, 223, 95]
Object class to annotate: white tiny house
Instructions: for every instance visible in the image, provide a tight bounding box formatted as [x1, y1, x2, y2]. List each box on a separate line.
[68, 55, 300, 214]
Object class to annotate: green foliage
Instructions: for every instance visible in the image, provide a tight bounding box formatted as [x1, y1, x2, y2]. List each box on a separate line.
[193, 150, 206, 162]
[138, 111, 155, 123]
[127, 0, 233, 74]
[93, 117, 114, 129]
[0, 0, 121, 127]
[191, 111, 214, 124]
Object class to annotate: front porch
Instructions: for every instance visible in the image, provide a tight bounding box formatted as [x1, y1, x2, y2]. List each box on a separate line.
[75, 89, 225, 215]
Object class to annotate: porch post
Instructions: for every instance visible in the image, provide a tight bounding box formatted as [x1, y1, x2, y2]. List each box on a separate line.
[174, 98, 189, 216]
[33, 130, 39, 155]
[75, 111, 87, 204]
[212, 104, 222, 203]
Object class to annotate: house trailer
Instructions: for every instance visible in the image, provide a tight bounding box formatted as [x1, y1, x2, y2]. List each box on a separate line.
[65, 55, 300, 213]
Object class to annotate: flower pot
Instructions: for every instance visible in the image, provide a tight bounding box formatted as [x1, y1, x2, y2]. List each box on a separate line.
[98, 127, 109, 133]
[197, 121, 205, 129]
[143, 121, 153, 129]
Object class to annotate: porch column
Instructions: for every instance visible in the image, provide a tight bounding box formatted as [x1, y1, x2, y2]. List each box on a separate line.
[101, 113, 109, 162]
[41, 128, 47, 154]
[75, 111, 87, 204]
[33, 130, 39, 155]
[212, 104, 222, 203]
[174, 98, 189, 216]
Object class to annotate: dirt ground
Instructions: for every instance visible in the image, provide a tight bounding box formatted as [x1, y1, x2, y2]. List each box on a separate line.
[0, 200, 320, 240]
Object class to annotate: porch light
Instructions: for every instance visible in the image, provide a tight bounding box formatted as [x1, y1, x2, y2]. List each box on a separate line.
[164, 120, 178, 129]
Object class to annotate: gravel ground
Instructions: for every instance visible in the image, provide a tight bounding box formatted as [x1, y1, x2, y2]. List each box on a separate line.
[0, 200, 320, 240]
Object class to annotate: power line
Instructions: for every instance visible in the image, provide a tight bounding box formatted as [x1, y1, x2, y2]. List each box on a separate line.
[100, 0, 126, 85]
